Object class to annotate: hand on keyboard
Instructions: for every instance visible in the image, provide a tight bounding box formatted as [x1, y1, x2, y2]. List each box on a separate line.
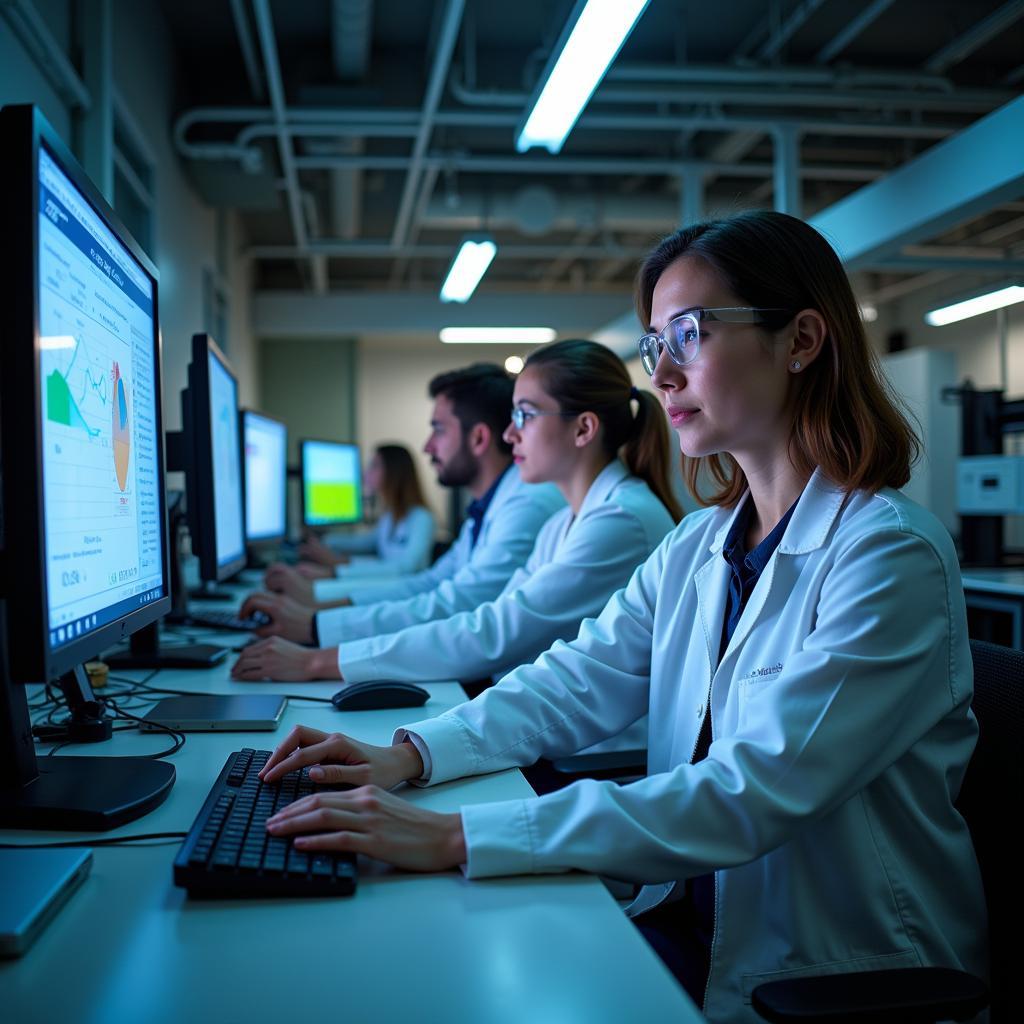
[265, 781, 468, 873]
[237, 591, 315, 643]
[259, 724, 424, 789]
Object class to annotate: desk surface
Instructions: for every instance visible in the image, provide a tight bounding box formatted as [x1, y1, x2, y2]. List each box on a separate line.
[1, 618, 702, 1023]
[960, 567, 1024, 596]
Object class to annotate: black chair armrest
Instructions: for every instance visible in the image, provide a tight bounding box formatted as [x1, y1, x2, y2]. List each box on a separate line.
[751, 966, 988, 1024]
[549, 748, 647, 781]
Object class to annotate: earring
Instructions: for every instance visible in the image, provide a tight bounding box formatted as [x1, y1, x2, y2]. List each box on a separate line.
[790, 360, 802, 371]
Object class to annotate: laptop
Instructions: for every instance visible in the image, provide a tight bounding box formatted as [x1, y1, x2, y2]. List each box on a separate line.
[139, 694, 287, 732]
[0, 847, 92, 957]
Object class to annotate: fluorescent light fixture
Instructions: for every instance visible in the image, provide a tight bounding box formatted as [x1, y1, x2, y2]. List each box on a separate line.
[925, 284, 1024, 326]
[516, 0, 650, 154]
[39, 335, 76, 350]
[439, 237, 497, 303]
[859, 303, 878, 323]
[440, 328, 557, 345]
[504, 355, 526, 374]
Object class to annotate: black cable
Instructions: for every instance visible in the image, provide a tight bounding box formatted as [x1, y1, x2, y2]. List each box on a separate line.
[0, 832, 187, 849]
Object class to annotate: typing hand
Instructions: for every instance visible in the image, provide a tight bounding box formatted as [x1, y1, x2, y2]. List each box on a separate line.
[295, 561, 334, 580]
[230, 637, 340, 682]
[258, 725, 424, 790]
[263, 563, 315, 604]
[265, 785, 466, 872]
[297, 535, 345, 567]
[238, 591, 314, 643]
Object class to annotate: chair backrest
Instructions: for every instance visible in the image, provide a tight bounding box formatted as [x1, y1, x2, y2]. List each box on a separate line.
[959, 639, 1023, 1020]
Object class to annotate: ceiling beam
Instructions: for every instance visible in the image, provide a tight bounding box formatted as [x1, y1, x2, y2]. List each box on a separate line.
[252, 291, 633, 339]
[809, 96, 1024, 267]
[924, 0, 1024, 73]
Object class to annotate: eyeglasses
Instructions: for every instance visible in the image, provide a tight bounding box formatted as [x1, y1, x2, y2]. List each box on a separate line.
[510, 406, 574, 430]
[637, 307, 793, 376]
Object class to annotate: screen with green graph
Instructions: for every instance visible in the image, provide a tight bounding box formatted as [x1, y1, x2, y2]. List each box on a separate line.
[301, 440, 362, 526]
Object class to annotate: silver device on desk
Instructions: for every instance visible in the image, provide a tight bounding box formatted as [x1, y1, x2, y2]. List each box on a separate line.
[140, 694, 287, 731]
[0, 848, 92, 957]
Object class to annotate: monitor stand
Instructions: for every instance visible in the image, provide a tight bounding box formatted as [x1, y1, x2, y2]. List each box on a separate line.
[188, 580, 236, 602]
[0, 664, 175, 831]
[104, 621, 227, 670]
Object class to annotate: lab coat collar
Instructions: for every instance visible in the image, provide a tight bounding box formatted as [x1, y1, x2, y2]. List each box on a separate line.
[707, 467, 847, 556]
[576, 459, 630, 521]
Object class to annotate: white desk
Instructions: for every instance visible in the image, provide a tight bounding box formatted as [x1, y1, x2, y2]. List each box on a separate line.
[1, 640, 703, 1023]
[960, 568, 1024, 650]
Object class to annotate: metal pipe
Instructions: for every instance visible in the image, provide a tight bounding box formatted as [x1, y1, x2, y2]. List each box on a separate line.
[756, 0, 829, 62]
[252, 0, 309, 252]
[815, 0, 896, 64]
[925, 0, 1024, 73]
[229, 0, 265, 100]
[773, 125, 801, 216]
[390, 0, 465, 248]
[246, 242, 651, 260]
[290, 152, 883, 182]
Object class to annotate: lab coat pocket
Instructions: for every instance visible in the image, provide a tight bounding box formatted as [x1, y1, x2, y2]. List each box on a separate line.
[735, 666, 784, 732]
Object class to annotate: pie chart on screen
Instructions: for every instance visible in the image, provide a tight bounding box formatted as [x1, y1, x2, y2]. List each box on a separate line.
[112, 361, 130, 492]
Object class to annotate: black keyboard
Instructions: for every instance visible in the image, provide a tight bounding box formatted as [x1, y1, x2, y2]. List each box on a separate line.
[185, 610, 270, 632]
[174, 748, 357, 898]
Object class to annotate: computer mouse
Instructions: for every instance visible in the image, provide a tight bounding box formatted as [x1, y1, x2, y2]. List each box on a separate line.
[331, 680, 430, 712]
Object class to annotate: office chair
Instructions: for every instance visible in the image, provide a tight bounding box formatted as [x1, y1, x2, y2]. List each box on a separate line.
[751, 638, 1021, 1023]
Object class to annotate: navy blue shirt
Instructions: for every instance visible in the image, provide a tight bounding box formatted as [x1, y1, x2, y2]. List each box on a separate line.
[464, 465, 510, 550]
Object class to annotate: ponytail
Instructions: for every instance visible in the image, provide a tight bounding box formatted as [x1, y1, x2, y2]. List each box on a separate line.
[524, 339, 682, 523]
[622, 389, 682, 522]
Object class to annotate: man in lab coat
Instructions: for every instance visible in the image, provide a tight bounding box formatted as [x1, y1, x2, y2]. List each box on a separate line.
[241, 363, 563, 644]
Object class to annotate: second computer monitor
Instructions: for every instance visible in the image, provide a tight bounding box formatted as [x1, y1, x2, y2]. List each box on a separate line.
[300, 439, 362, 527]
[185, 334, 246, 583]
[242, 410, 288, 545]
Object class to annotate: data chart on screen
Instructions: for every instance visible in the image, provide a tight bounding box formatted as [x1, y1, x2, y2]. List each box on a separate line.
[37, 146, 164, 647]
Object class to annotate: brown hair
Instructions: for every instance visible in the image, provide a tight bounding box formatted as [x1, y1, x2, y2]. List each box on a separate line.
[635, 210, 920, 507]
[524, 339, 682, 522]
[428, 363, 514, 456]
[374, 444, 427, 522]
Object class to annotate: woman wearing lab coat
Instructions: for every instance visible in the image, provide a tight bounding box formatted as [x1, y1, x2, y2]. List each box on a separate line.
[255, 211, 986, 1022]
[290, 444, 435, 580]
[232, 340, 681, 684]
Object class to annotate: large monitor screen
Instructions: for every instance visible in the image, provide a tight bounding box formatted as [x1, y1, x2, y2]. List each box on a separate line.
[301, 440, 362, 526]
[37, 145, 165, 652]
[208, 350, 246, 568]
[243, 411, 287, 542]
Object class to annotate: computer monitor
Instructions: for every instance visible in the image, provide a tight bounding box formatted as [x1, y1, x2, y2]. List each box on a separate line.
[0, 104, 175, 829]
[300, 439, 362, 528]
[242, 410, 288, 547]
[176, 334, 247, 597]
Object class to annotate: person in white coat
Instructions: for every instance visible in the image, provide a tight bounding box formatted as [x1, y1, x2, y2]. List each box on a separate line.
[253, 211, 986, 1022]
[231, 340, 681, 683]
[237, 363, 563, 646]
[291, 444, 435, 581]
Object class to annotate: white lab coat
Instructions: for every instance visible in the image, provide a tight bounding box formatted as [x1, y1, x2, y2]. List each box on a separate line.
[335, 460, 675, 683]
[400, 469, 986, 1023]
[316, 467, 563, 642]
[324, 506, 436, 580]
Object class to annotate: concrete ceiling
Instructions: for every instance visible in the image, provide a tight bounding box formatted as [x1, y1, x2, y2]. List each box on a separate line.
[158, 0, 1024, 339]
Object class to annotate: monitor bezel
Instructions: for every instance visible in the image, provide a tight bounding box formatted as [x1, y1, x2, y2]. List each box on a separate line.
[0, 104, 172, 683]
[187, 333, 248, 583]
[240, 408, 288, 546]
[299, 438, 363, 527]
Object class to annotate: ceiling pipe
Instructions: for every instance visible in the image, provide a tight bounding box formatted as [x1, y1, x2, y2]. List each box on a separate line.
[389, 0, 464, 248]
[246, 242, 652, 261]
[755, 0, 830, 62]
[251, 0, 310, 273]
[229, 0, 266, 101]
[924, 0, 1024, 74]
[815, 0, 896, 64]
[449, 67, 1005, 113]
